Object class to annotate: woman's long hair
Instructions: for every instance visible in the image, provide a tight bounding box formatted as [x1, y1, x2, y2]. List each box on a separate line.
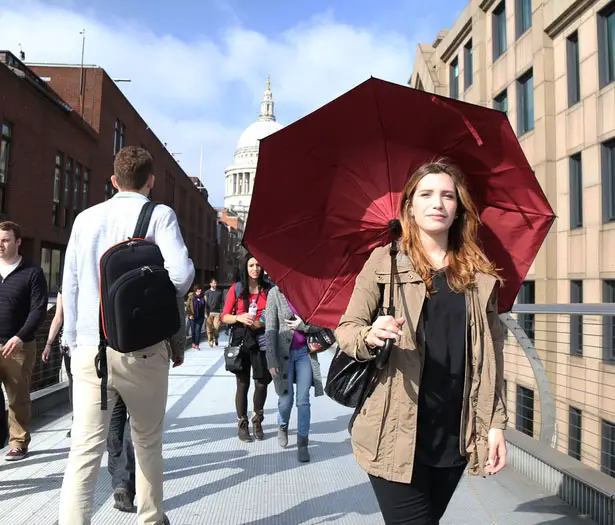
[238, 252, 269, 299]
[399, 159, 502, 294]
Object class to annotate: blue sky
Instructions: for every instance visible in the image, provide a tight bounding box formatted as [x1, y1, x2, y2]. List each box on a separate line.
[1, 0, 467, 206]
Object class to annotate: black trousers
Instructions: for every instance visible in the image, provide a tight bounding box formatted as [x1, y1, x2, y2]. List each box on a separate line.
[106, 396, 136, 496]
[369, 460, 466, 525]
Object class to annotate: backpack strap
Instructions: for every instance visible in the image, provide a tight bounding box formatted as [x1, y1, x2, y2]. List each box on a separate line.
[133, 201, 158, 239]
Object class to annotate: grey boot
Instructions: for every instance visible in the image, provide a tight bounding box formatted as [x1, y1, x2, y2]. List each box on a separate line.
[154, 514, 170, 525]
[278, 426, 288, 448]
[297, 435, 310, 463]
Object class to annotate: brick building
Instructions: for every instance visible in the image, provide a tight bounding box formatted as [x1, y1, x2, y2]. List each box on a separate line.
[28, 61, 218, 286]
[0, 51, 217, 390]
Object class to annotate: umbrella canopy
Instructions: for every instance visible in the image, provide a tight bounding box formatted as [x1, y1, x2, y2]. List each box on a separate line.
[243, 77, 555, 329]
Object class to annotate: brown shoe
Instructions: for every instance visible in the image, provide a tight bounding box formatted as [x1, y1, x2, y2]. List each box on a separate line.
[4, 447, 28, 462]
[252, 411, 265, 440]
[238, 417, 253, 442]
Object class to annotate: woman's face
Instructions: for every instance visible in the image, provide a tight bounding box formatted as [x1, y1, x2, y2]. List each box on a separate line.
[409, 172, 458, 236]
[247, 258, 262, 280]
[195, 288, 202, 295]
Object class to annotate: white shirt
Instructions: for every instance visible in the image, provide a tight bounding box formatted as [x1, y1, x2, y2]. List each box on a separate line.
[61, 192, 195, 349]
[0, 256, 22, 279]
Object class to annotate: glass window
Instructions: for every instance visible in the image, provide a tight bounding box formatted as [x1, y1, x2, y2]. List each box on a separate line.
[604, 280, 615, 363]
[570, 280, 583, 357]
[450, 57, 459, 99]
[53, 153, 63, 226]
[569, 153, 583, 228]
[63, 158, 73, 228]
[82, 168, 89, 210]
[464, 40, 473, 90]
[602, 139, 615, 223]
[0, 122, 11, 214]
[598, 5, 615, 88]
[602, 419, 615, 478]
[516, 0, 532, 38]
[567, 32, 581, 106]
[518, 281, 535, 344]
[517, 69, 534, 135]
[494, 89, 508, 114]
[40, 246, 63, 295]
[493, 2, 507, 60]
[516, 385, 534, 437]
[568, 407, 582, 461]
[73, 164, 81, 214]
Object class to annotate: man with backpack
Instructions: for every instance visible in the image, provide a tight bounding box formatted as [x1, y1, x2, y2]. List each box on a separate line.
[58, 146, 194, 525]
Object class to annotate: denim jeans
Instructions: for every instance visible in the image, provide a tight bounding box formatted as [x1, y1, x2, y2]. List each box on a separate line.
[190, 319, 204, 346]
[277, 346, 313, 437]
[106, 395, 136, 496]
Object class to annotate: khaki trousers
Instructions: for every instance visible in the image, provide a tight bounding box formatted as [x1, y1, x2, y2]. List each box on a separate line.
[206, 313, 221, 344]
[0, 341, 37, 449]
[58, 343, 169, 525]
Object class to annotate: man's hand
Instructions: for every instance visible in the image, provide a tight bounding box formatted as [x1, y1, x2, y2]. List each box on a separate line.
[486, 428, 507, 475]
[365, 316, 405, 349]
[269, 367, 279, 378]
[2, 336, 23, 358]
[285, 316, 303, 331]
[172, 356, 184, 368]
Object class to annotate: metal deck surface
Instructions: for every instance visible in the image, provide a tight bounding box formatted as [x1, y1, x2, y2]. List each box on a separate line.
[0, 338, 594, 524]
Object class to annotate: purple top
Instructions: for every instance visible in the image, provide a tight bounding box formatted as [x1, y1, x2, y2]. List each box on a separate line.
[288, 301, 307, 350]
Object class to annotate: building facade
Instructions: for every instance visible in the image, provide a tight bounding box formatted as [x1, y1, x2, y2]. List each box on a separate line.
[223, 77, 283, 227]
[410, 0, 615, 476]
[28, 62, 218, 285]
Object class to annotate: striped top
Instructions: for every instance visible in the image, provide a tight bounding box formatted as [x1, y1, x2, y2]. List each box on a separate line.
[0, 259, 48, 343]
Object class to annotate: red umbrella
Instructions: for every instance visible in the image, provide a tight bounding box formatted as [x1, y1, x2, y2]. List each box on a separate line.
[243, 77, 555, 329]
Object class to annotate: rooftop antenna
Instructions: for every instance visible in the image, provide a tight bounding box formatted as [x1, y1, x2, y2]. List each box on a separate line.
[79, 29, 86, 116]
[18, 43, 25, 61]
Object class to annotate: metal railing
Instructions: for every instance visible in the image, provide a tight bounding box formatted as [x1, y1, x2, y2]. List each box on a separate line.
[502, 304, 615, 525]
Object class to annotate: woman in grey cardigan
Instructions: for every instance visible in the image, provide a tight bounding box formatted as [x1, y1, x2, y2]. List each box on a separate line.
[265, 286, 324, 462]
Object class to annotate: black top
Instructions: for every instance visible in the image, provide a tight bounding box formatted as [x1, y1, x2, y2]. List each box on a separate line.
[0, 260, 48, 343]
[415, 269, 468, 468]
[204, 288, 223, 313]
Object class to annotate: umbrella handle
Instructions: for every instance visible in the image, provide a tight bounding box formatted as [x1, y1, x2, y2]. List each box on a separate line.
[375, 338, 393, 370]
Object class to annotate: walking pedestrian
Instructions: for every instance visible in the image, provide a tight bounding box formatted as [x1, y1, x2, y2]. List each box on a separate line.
[0, 221, 48, 462]
[58, 146, 194, 525]
[186, 285, 206, 349]
[204, 278, 223, 347]
[42, 286, 73, 438]
[336, 161, 508, 525]
[221, 253, 271, 442]
[264, 286, 326, 462]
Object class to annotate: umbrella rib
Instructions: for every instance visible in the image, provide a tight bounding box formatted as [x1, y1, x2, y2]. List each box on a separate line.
[372, 81, 394, 215]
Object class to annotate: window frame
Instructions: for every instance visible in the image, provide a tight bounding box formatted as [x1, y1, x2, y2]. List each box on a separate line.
[0, 121, 12, 215]
[516, 384, 535, 437]
[598, 4, 615, 88]
[493, 2, 507, 61]
[494, 89, 508, 114]
[604, 280, 615, 363]
[569, 153, 583, 229]
[464, 40, 474, 90]
[515, 0, 532, 38]
[601, 419, 615, 478]
[602, 139, 615, 224]
[517, 69, 535, 135]
[568, 406, 582, 461]
[52, 153, 63, 227]
[518, 281, 535, 344]
[567, 31, 581, 107]
[570, 280, 583, 357]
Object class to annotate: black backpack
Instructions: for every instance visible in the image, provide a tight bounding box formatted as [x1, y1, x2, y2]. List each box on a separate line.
[96, 201, 180, 409]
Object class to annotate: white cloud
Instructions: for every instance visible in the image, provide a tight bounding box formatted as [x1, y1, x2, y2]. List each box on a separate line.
[0, 0, 428, 207]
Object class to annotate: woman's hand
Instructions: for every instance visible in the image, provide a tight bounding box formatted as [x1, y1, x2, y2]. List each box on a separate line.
[269, 367, 279, 378]
[486, 428, 507, 475]
[237, 313, 255, 327]
[42, 344, 52, 363]
[285, 316, 303, 331]
[365, 316, 405, 349]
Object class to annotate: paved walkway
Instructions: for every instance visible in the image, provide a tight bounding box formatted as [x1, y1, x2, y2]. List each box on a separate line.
[0, 338, 595, 524]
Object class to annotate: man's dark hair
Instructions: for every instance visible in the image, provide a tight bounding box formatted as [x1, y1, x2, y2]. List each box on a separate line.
[0, 221, 21, 240]
[113, 146, 153, 190]
[210, 278, 217, 283]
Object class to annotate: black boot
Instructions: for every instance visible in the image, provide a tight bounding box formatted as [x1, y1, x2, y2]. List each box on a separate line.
[238, 416, 253, 442]
[252, 410, 265, 441]
[297, 435, 310, 462]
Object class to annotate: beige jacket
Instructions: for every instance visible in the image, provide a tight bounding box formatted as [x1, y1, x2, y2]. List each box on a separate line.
[336, 245, 507, 483]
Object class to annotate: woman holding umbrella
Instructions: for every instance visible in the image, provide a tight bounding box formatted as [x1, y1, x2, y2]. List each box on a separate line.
[336, 160, 508, 525]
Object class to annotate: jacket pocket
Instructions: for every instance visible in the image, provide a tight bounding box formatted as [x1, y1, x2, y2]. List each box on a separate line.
[352, 386, 386, 461]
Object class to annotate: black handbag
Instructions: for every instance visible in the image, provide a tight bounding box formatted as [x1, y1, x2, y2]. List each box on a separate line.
[224, 341, 244, 373]
[324, 241, 399, 430]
